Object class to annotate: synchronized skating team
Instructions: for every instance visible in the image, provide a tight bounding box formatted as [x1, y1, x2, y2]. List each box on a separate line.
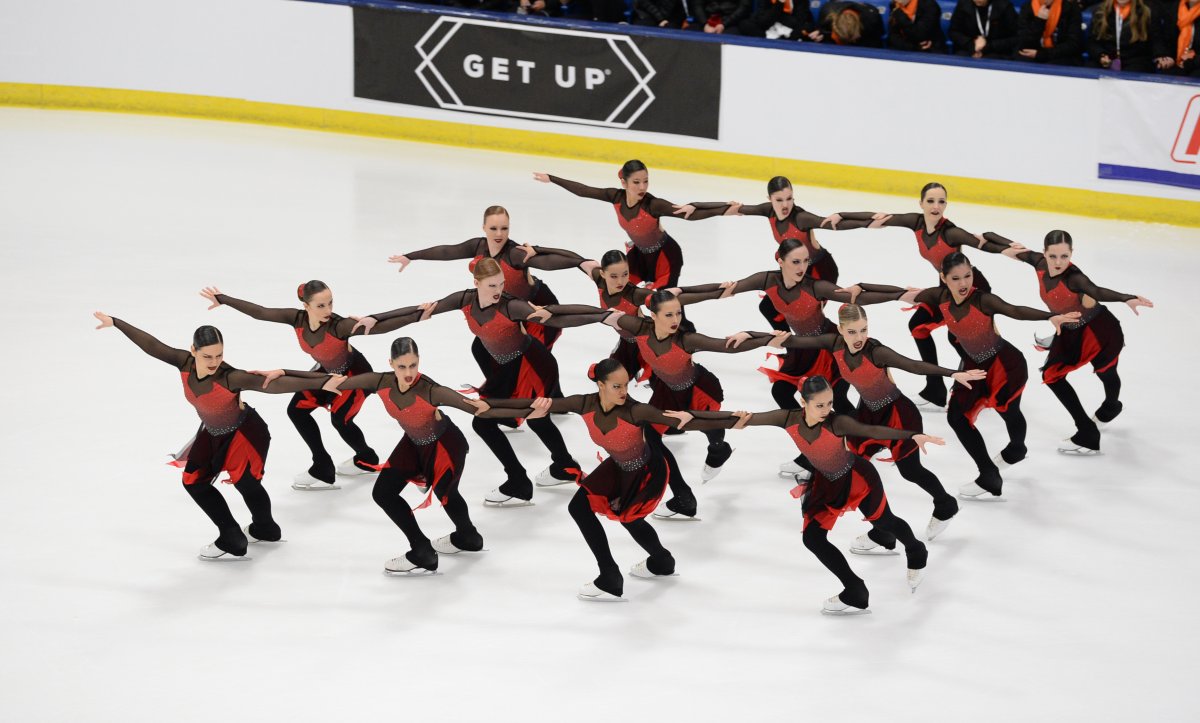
[94, 161, 1152, 615]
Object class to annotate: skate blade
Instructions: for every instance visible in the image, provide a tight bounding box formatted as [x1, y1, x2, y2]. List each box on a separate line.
[849, 548, 900, 556]
[651, 513, 702, 522]
[198, 553, 252, 562]
[577, 593, 628, 603]
[821, 607, 871, 616]
[958, 492, 1005, 502]
[1057, 446, 1101, 456]
[432, 546, 489, 555]
[916, 403, 947, 415]
[291, 483, 341, 492]
[383, 568, 440, 577]
[248, 538, 287, 545]
[336, 469, 377, 477]
[630, 572, 680, 580]
[535, 478, 577, 488]
[482, 498, 535, 508]
[501, 427, 526, 435]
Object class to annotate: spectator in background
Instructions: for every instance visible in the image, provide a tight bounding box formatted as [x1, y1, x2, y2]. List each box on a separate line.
[1015, 0, 1085, 64]
[949, 0, 1020, 56]
[691, 0, 753, 33]
[632, 0, 688, 27]
[888, 0, 947, 51]
[560, 0, 627, 20]
[447, 0, 518, 11]
[737, 0, 820, 40]
[816, 1, 886, 45]
[1088, 0, 1172, 71]
[1162, 0, 1200, 75]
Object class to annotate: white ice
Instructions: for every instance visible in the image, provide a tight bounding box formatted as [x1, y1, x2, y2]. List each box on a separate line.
[1, 108, 1196, 722]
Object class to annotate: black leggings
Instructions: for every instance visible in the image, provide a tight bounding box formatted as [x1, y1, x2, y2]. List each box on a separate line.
[802, 504, 925, 609]
[286, 393, 378, 483]
[184, 474, 280, 556]
[947, 396, 1028, 478]
[895, 454, 958, 521]
[759, 295, 790, 333]
[1047, 366, 1122, 440]
[472, 415, 578, 500]
[568, 488, 674, 597]
[372, 471, 479, 557]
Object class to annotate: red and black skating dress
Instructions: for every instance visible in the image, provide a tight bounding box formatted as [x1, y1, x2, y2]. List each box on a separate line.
[1003, 247, 1131, 384]
[547, 175, 732, 289]
[111, 318, 335, 486]
[400, 237, 586, 350]
[744, 410, 916, 530]
[910, 287, 1053, 424]
[736, 202, 840, 282]
[608, 314, 778, 429]
[779, 335, 960, 461]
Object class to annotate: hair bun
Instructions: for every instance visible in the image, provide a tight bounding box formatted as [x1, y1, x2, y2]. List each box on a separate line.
[587, 362, 598, 381]
[297, 284, 306, 301]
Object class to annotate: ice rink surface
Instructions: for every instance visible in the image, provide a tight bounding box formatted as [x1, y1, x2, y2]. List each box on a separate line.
[1, 108, 1197, 722]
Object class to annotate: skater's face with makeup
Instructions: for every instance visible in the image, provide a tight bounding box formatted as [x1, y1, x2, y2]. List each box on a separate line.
[941, 262, 974, 300]
[920, 188, 947, 219]
[190, 343, 224, 377]
[839, 318, 870, 352]
[802, 388, 835, 424]
[474, 272, 505, 306]
[1044, 242, 1073, 276]
[649, 298, 683, 335]
[390, 352, 420, 389]
[482, 212, 510, 245]
[621, 170, 649, 201]
[777, 246, 811, 284]
[596, 366, 631, 407]
[303, 289, 334, 325]
[769, 187, 794, 218]
[602, 260, 631, 295]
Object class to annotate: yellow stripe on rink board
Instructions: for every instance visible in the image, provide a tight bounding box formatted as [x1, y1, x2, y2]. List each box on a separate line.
[3, 82, 1198, 227]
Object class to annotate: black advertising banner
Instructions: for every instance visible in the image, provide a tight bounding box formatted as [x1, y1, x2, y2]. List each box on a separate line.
[354, 7, 721, 139]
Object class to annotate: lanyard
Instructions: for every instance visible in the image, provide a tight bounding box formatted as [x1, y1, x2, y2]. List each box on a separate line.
[976, 4, 992, 36]
[1114, 5, 1123, 56]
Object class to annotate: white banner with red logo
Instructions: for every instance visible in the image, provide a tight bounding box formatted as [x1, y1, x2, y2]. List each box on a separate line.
[1098, 76, 1200, 191]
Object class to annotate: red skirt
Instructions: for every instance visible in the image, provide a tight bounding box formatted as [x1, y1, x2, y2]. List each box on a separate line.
[758, 320, 839, 390]
[648, 364, 723, 433]
[582, 435, 674, 523]
[377, 425, 469, 510]
[1041, 307, 1123, 385]
[951, 341, 1028, 426]
[628, 233, 683, 290]
[173, 407, 271, 486]
[477, 337, 563, 401]
[291, 350, 373, 421]
[523, 280, 562, 351]
[849, 395, 923, 463]
[801, 458, 887, 531]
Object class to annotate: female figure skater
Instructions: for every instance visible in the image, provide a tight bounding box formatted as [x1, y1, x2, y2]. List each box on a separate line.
[903, 253, 1079, 498]
[532, 160, 738, 290]
[584, 249, 728, 380]
[823, 182, 1015, 408]
[732, 376, 942, 615]
[334, 337, 534, 575]
[386, 205, 593, 350]
[734, 176, 841, 331]
[497, 359, 741, 601]
[199, 282, 425, 491]
[987, 230, 1152, 454]
[770, 303, 986, 541]
[93, 313, 344, 560]
[597, 290, 781, 517]
[355, 258, 607, 506]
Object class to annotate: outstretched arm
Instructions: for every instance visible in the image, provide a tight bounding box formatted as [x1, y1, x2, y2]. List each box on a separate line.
[822, 211, 921, 231]
[736, 202, 772, 217]
[1063, 271, 1137, 304]
[979, 292, 1054, 322]
[636, 405, 744, 431]
[522, 245, 588, 271]
[430, 384, 529, 419]
[684, 331, 777, 354]
[540, 174, 618, 202]
[985, 232, 1042, 266]
[830, 414, 914, 441]
[104, 316, 191, 367]
[485, 395, 589, 416]
[779, 332, 839, 351]
[814, 279, 906, 306]
[734, 409, 796, 428]
[205, 290, 296, 324]
[870, 344, 960, 378]
[230, 370, 338, 395]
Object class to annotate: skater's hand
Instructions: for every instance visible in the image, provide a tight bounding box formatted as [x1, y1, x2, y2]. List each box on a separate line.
[388, 254, 412, 273]
[352, 316, 378, 334]
[526, 304, 552, 323]
[820, 213, 843, 229]
[1050, 312, 1081, 334]
[199, 286, 223, 310]
[532, 172, 550, 183]
[718, 281, 736, 299]
[732, 410, 752, 429]
[322, 374, 347, 392]
[603, 310, 626, 328]
[579, 259, 600, 275]
[418, 302, 437, 321]
[913, 434, 945, 454]
[867, 214, 892, 229]
[527, 397, 553, 419]
[899, 288, 924, 304]
[466, 398, 491, 415]
[666, 287, 683, 296]
[837, 284, 863, 304]
[722, 202, 742, 216]
[517, 243, 538, 262]
[93, 311, 114, 329]
[725, 331, 752, 348]
[1001, 246, 1025, 259]
[249, 369, 286, 388]
[672, 204, 697, 219]
[662, 410, 694, 429]
[768, 330, 792, 348]
[1126, 296, 1154, 316]
[951, 369, 987, 389]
